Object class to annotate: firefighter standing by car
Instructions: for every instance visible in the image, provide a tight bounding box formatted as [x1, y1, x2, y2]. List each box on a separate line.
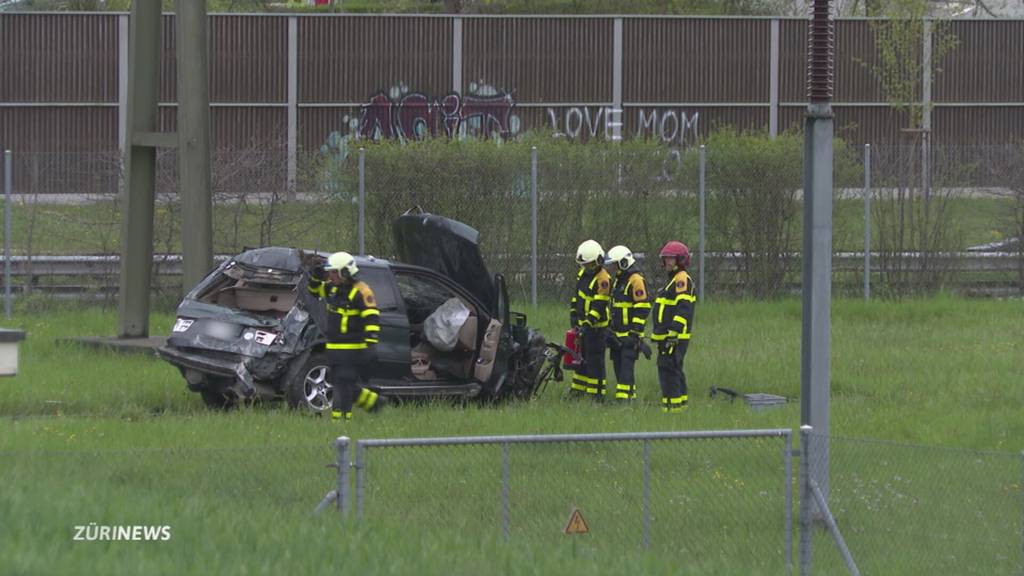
[651, 241, 696, 413]
[568, 240, 612, 399]
[605, 245, 651, 401]
[308, 252, 385, 421]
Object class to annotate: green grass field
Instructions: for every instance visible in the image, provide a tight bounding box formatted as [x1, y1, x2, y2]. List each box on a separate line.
[1, 298, 1022, 574]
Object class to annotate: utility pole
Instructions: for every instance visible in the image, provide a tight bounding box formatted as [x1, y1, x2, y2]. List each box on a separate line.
[177, 0, 214, 291]
[118, 0, 163, 338]
[119, 1, 212, 337]
[801, 0, 834, 506]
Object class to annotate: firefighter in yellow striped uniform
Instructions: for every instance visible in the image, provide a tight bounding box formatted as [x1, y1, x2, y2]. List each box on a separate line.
[651, 241, 697, 413]
[308, 251, 385, 421]
[605, 245, 651, 401]
[568, 240, 612, 399]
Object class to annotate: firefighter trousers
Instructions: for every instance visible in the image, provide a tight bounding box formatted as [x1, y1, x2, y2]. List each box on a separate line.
[656, 340, 689, 412]
[610, 337, 639, 400]
[570, 327, 607, 398]
[328, 348, 380, 415]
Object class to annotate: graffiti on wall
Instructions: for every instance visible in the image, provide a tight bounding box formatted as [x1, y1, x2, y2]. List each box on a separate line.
[354, 82, 520, 141]
[545, 106, 620, 141]
[321, 83, 702, 169]
[545, 106, 700, 147]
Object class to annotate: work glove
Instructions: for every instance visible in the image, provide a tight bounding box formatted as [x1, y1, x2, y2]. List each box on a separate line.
[637, 338, 653, 360]
[620, 334, 639, 349]
[310, 265, 326, 281]
[658, 340, 677, 356]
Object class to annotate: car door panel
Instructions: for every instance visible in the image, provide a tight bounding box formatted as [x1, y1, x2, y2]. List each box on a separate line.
[373, 308, 410, 380]
[356, 267, 410, 380]
[486, 274, 511, 390]
[391, 267, 493, 385]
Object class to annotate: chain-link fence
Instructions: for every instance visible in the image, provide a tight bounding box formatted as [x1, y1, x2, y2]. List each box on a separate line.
[801, 429, 1023, 575]
[2, 138, 1023, 305]
[324, 429, 1023, 574]
[333, 430, 794, 570]
[4, 430, 1020, 572]
[864, 143, 1024, 299]
[349, 140, 697, 303]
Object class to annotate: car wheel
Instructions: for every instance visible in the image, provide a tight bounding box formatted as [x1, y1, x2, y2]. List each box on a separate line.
[200, 389, 237, 410]
[285, 351, 333, 413]
[508, 332, 547, 400]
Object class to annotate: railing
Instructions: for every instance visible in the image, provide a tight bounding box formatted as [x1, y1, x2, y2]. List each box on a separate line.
[1, 252, 1018, 298]
[326, 429, 794, 569]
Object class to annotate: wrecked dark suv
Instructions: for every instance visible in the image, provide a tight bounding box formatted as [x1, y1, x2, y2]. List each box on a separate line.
[157, 212, 547, 410]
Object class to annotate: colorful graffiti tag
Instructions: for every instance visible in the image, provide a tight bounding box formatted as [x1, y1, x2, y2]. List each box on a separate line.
[331, 81, 701, 147]
[321, 87, 703, 183]
[358, 87, 517, 140]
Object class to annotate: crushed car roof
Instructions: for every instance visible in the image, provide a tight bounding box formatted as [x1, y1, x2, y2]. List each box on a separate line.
[233, 246, 304, 272]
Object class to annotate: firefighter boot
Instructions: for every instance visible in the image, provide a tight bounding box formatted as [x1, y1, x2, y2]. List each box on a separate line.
[356, 388, 387, 413]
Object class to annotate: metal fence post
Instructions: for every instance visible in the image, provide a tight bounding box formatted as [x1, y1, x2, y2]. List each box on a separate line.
[799, 425, 813, 576]
[784, 431, 794, 573]
[808, 477, 861, 576]
[863, 144, 871, 301]
[4, 150, 11, 318]
[355, 441, 366, 521]
[335, 436, 350, 518]
[530, 145, 538, 307]
[642, 439, 651, 550]
[358, 147, 366, 256]
[698, 144, 706, 300]
[502, 441, 511, 542]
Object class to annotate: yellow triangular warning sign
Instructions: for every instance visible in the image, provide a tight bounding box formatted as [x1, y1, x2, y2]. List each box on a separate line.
[563, 507, 589, 535]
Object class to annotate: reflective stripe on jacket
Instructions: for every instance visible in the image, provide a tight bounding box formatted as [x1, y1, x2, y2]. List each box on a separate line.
[308, 277, 380, 349]
[610, 268, 651, 337]
[569, 266, 612, 328]
[652, 269, 696, 341]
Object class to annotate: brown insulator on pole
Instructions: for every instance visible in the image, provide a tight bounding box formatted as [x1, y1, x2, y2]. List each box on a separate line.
[807, 0, 835, 103]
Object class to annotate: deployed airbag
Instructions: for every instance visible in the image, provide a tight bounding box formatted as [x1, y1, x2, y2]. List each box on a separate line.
[424, 298, 472, 352]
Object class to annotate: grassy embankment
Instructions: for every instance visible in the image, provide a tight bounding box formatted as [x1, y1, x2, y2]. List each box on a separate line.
[1, 298, 1021, 574]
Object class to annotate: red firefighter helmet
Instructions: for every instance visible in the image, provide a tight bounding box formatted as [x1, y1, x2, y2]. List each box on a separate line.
[659, 241, 690, 269]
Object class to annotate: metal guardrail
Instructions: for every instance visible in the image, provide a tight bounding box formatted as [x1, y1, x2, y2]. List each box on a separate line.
[3, 251, 1019, 278]
[2, 254, 230, 276]
[0, 251, 1020, 300]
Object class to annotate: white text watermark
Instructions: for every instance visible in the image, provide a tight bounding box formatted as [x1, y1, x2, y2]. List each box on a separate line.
[73, 524, 172, 542]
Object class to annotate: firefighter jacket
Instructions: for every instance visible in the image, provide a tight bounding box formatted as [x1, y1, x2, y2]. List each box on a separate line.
[652, 269, 696, 342]
[569, 266, 612, 329]
[610, 267, 651, 338]
[308, 276, 381, 350]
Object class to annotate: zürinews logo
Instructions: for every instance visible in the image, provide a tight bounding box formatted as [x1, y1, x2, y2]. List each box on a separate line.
[73, 524, 172, 542]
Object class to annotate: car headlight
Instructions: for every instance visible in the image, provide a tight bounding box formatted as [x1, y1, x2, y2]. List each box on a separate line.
[172, 318, 194, 333]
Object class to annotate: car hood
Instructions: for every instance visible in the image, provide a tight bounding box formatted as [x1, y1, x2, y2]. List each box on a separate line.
[393, 211, 497, 314]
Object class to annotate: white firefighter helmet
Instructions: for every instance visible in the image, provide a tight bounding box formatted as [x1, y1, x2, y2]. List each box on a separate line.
[324, 251, 358, 276]
[575, 239, 605, 265]
[606, 245, 635, 269]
